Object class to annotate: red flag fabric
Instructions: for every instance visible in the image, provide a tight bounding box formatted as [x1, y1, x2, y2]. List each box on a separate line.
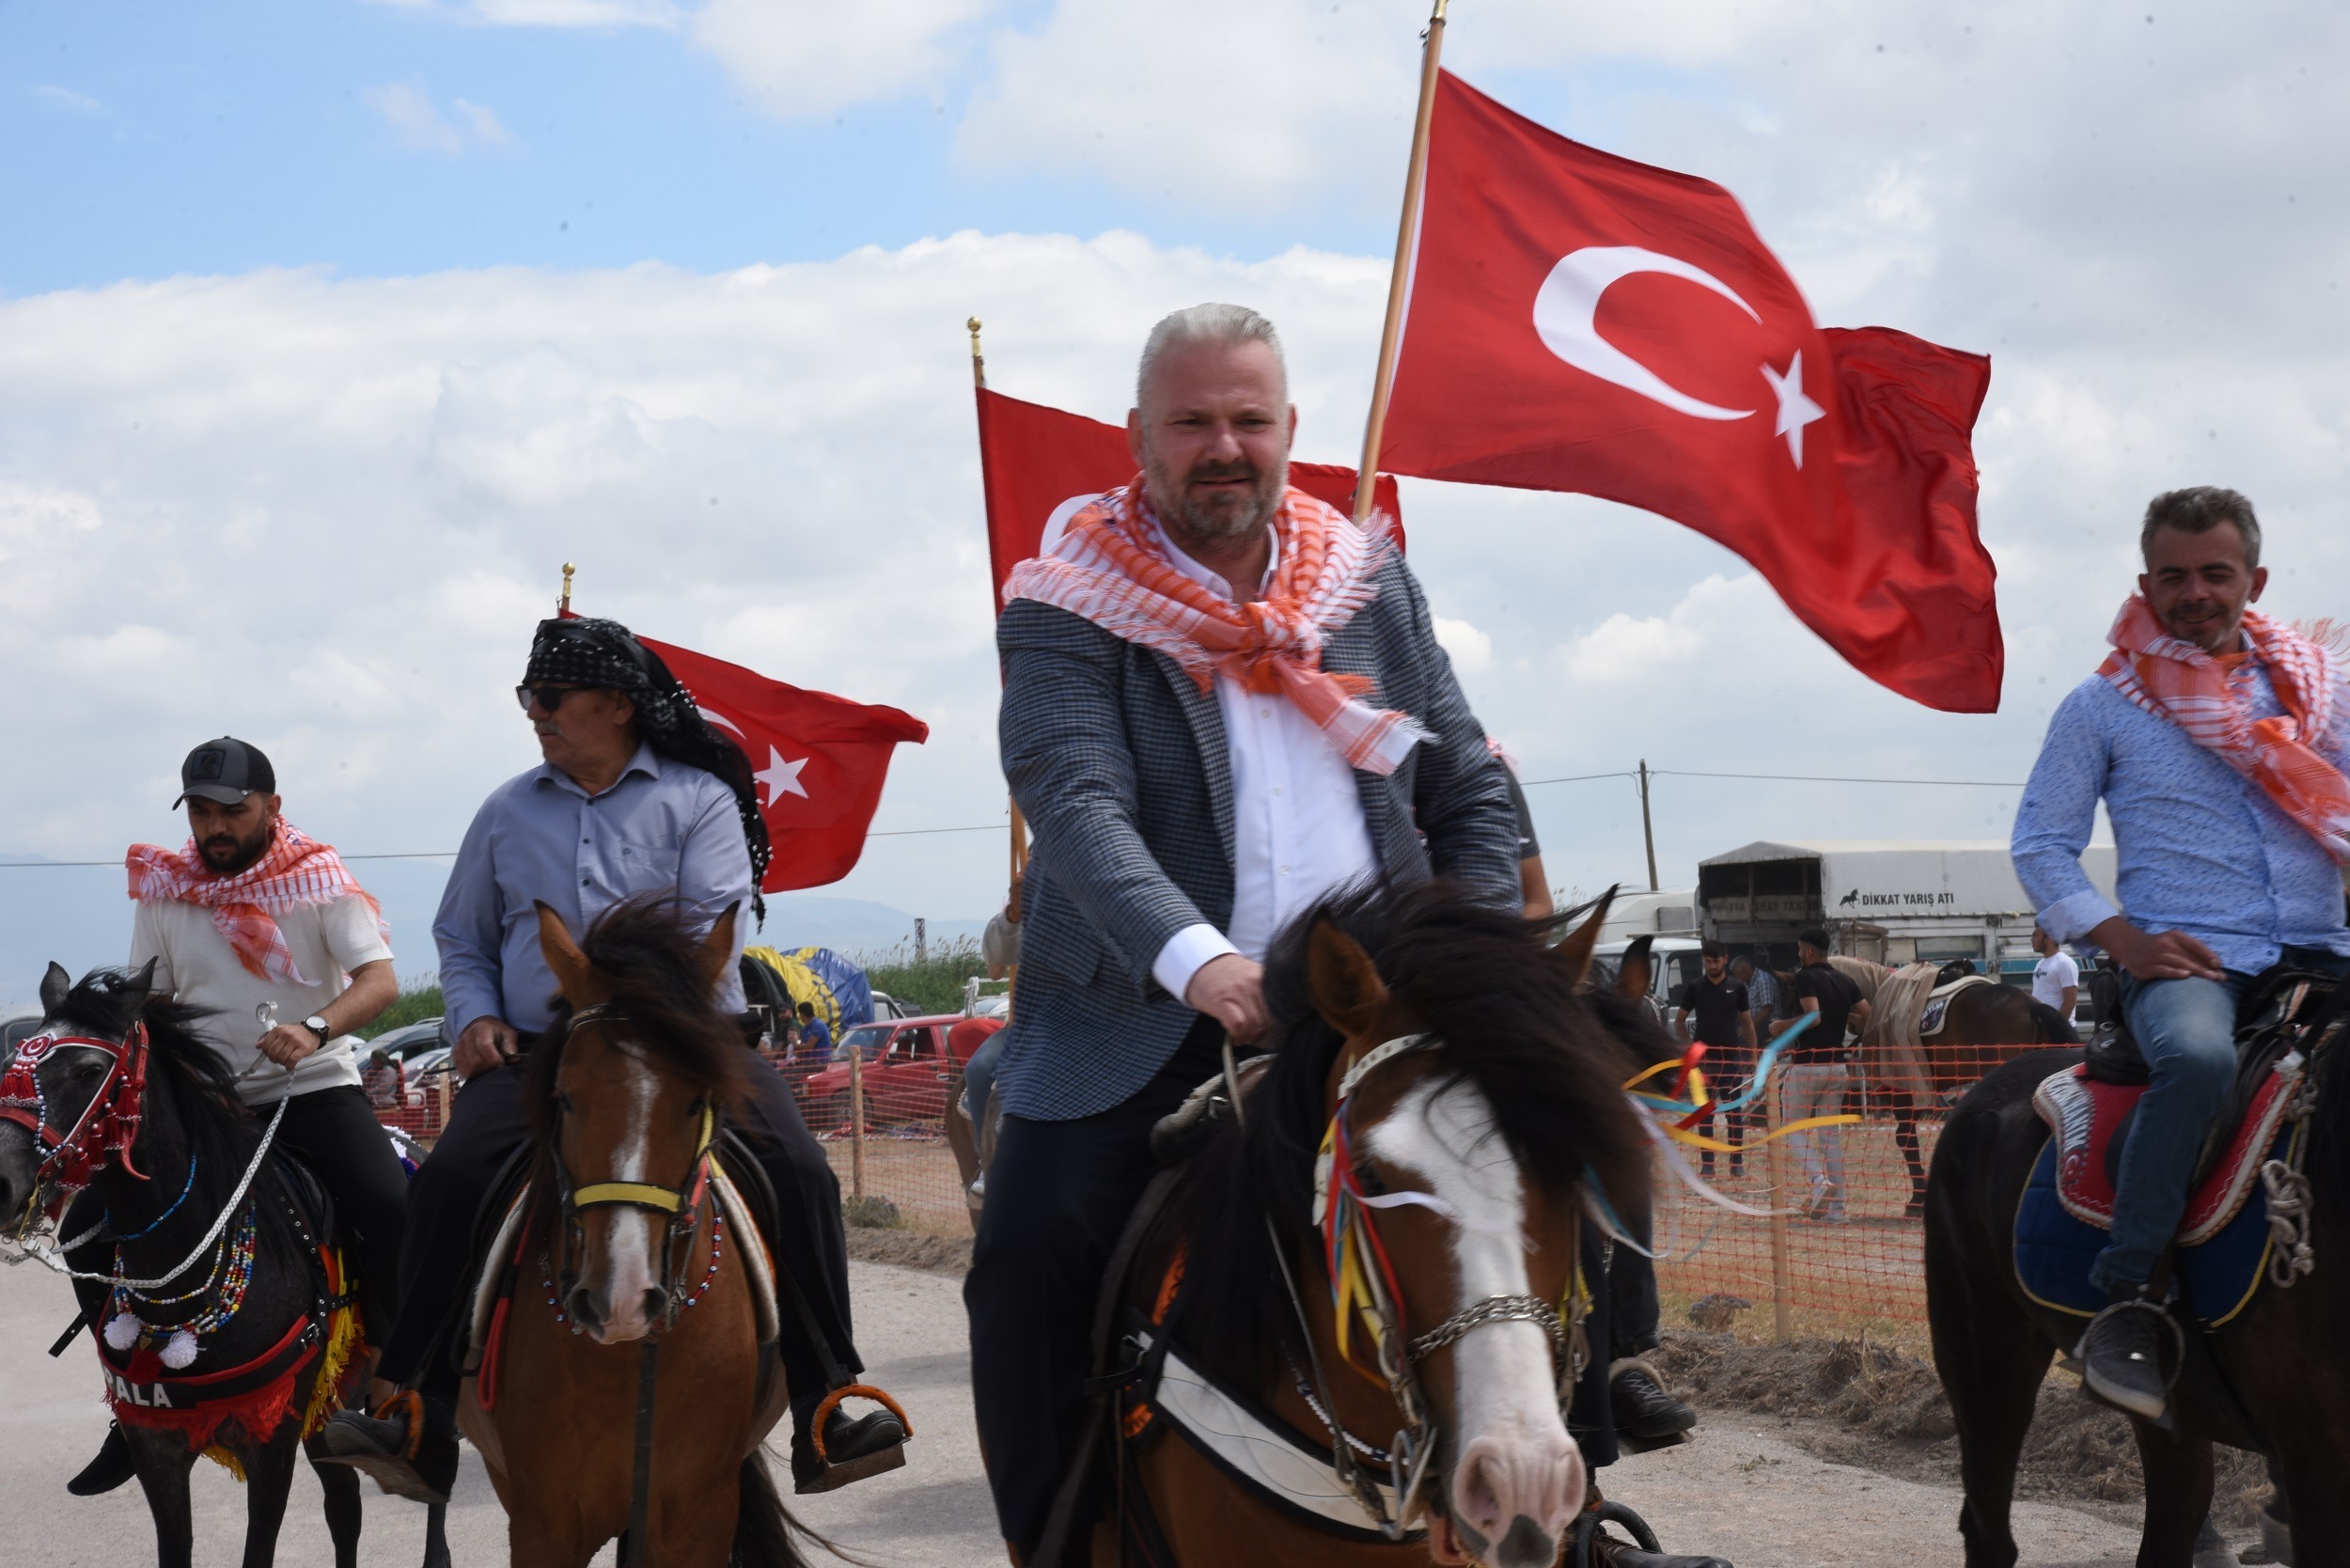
[975, 387, 1404, 610]
[635, 635, 929, 892]
[1378, 72, 2000, 713]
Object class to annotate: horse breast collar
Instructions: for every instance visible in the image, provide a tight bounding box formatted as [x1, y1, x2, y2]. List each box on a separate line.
[0, 1024, 151, 1209]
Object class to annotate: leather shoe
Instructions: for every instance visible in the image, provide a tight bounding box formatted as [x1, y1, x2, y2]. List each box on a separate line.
[67, 1422, 134, 1497]
[1610, 1363, 1698, 1441]
[791, 1404, 907, 1494]
[315, 1395, 458, 1505]
[2077, 1290, 2173, 1422]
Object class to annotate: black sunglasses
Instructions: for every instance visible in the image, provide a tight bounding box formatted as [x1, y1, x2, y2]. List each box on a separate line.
[515, 683, 586, 714]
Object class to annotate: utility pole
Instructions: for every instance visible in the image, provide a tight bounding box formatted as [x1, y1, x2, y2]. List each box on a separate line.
[915, 917, 927, 965]
[1638, 759, 1659, 892]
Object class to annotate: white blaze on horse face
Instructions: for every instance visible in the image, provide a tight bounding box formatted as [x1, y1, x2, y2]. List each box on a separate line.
[1366, 1075, 1584, 1563]
[590, 1044, 663, 1343]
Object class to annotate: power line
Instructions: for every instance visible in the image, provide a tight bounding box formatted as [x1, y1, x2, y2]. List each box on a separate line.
[1520, 767, 2025, 790]
[0, 823, 1013, 870]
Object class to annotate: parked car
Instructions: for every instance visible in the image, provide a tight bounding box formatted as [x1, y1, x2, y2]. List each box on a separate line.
[797, 1014, 978, 1129]
[868, 990, 916, 1022]
[366, 1017, 447, 1061]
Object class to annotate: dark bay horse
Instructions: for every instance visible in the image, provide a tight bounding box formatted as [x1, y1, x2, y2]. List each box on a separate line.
[0, 962, 446, 1568]
[455, 900, 810, 1568]
[1924, 984, 2350, 1566]
[1089, 883, 1657, 1568]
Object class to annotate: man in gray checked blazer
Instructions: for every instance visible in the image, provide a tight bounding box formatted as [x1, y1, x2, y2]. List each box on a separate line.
[965, 303, 1519, 1563]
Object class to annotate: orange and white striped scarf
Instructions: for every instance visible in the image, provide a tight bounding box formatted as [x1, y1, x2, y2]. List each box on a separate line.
[2099, 595, 2350, 864]
[1004, 478, 1430, 776]
[126, 821, 386, 983]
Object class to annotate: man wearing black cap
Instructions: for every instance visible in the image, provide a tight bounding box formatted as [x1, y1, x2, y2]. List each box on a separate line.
[320, 618, 902, 1503]
[63, 738, 406, 1496]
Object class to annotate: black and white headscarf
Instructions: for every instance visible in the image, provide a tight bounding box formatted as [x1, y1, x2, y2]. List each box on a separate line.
[526, 616, 771, 919]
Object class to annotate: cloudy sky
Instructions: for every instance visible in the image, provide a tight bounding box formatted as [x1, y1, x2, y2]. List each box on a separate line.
[2, 1, 2345, 1000]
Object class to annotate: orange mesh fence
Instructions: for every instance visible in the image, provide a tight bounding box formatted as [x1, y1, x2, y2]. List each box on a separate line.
[373, 1064, 457, 1145]
[375, 1041, 2069, 1336]
[1653, 1043, 2058, 1344]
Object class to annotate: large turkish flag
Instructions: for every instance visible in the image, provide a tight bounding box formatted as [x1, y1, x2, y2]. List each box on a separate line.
[975, 387, 1404, 610]
[636, 635, 928, 892]
[1380, 72, 2000, 713]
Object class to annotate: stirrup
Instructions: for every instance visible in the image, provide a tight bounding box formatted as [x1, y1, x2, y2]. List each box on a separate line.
[2074, 1294, 2184, 1425]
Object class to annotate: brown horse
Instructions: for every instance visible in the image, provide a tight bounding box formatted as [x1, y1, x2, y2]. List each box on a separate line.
[455, 901, 807, 1568]
[1829, 958, 2076, 1213]
[1086, 883, 1655, 1568]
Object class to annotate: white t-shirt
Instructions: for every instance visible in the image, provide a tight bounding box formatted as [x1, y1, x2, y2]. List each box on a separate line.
[129, 894, 395, 1106]
[2031, 949, 2080, 1014]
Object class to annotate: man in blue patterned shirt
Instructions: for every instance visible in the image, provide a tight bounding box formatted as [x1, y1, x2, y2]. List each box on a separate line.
[2013, 486, 2350, 1421]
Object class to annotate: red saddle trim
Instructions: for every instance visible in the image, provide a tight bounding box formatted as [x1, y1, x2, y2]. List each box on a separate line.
[2032, 1063, 2293, 1243]
[94, 1313, 319, 1452]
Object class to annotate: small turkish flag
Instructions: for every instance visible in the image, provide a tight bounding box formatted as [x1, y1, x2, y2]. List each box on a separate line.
[1380, 72, 2000, 713]
[635, 635, 929, 892]
[975, 387, 1404, 610]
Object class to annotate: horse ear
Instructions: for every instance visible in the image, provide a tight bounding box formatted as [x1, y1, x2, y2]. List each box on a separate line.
[1306, 918, 1388, 1040]
[1615, 934, 1653, 1002]
[533, 902, 602, 1007]
[39, 962, 71, 1015]
[1551, 886, 1619, 988]
[696, 903, 741, 993]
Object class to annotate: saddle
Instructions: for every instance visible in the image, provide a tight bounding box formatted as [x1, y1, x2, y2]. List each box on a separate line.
[2013, 969, 2342, 1329]
[1919, 972, 1995, 1039]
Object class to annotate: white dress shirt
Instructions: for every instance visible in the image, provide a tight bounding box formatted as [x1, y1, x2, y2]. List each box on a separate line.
[1144, 521, 1381, 1003]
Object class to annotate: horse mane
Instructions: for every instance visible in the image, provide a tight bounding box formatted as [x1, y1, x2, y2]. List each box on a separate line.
[52, 967, 271, 1225]
[524, 897, 748, 1151]
[1153, 880, 1652, 1389]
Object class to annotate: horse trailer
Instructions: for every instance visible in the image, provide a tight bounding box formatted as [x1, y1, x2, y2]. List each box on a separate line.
[1695, 839, 2119, 970]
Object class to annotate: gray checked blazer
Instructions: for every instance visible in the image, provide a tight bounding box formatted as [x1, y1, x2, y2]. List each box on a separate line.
[994, 553, 1520, 1121]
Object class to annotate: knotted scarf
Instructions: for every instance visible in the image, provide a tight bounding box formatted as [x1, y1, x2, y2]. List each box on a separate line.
[126, 821, 385, 983]
[1002, 478, 1430, 775]
[2099, 595, 2350, 864]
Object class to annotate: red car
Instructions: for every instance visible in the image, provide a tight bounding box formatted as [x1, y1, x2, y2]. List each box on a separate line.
[797, 1014, 997, 1130]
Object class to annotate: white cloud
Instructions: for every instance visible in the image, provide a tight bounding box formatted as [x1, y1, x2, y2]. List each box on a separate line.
[1432, 616, 1491, 673]
[692, 0, 992, 119]
[362, 81, 519, 154]
[34, 85, 102, 114]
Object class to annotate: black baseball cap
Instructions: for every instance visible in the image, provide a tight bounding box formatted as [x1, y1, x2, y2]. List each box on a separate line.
[175, 737, 276, 807]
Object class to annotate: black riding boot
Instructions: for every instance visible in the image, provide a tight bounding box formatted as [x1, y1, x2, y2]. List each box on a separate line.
[66, 1422, 134, 1497]
[2077, 1286, 2173, 1421]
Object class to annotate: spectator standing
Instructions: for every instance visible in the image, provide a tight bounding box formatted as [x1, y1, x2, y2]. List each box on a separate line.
[1731, 954, 1778, 1064]
[363, 1048, 403, 1108]
[1771, 927, 1872, 1222]
[1671, 942, 1755, 1178]
[2030, 925, 2081, 1022]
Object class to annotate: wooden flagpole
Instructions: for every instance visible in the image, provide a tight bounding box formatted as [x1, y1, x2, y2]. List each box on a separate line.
[971, 318, 1031, 897]
[1350, 0, 1450, 524]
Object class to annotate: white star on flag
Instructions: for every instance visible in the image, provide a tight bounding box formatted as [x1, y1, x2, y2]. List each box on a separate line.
[756, 746, 809, 807]
[1761, 352, 1826, 468]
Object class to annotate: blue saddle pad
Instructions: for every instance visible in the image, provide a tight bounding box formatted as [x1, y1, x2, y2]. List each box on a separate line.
[2013, 1120, 2293, 1330]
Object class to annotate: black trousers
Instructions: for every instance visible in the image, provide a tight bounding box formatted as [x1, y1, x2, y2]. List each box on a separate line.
[964, 1018, 1223, 1561]
[375, 1048, 860, 1421]
[63, 1083, 412, 1335]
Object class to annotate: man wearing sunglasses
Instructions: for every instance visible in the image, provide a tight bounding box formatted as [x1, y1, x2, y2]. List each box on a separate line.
[321, 616, 902, 1503]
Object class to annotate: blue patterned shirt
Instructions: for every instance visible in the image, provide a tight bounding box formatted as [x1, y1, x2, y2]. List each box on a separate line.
[2012, 663, 2350, 974]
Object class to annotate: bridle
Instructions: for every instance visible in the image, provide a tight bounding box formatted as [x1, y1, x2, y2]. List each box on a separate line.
[544, 1004, 719, 1336]
[1288, 1030, 1587, 1540]
[0, 1023, 152, 1227]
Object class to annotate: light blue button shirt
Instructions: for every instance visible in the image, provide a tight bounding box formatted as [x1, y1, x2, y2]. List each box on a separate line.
[433, 744, 752, 1035]
[2012, 663, 2350, 974]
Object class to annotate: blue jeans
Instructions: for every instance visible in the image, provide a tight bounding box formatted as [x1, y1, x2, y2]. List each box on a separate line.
[2099, 947, 2350, 1294]
[962, 1031, 1005, 1129]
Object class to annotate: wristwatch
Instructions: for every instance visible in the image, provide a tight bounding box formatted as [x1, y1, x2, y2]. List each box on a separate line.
[302, 1015, 331, 1044]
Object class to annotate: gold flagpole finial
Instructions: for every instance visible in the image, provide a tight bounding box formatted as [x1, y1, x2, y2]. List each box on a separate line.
[560, 561, 575, 615]
[967, 317, 986, 389]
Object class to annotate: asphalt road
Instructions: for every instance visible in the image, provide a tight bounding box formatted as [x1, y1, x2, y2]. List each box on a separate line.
[0, 1256, 2144, 1566]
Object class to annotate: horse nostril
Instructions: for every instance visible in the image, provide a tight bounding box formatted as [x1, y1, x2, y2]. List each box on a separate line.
[566, 1288, 605, 1329]
[639, 1287, 669, 1323]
